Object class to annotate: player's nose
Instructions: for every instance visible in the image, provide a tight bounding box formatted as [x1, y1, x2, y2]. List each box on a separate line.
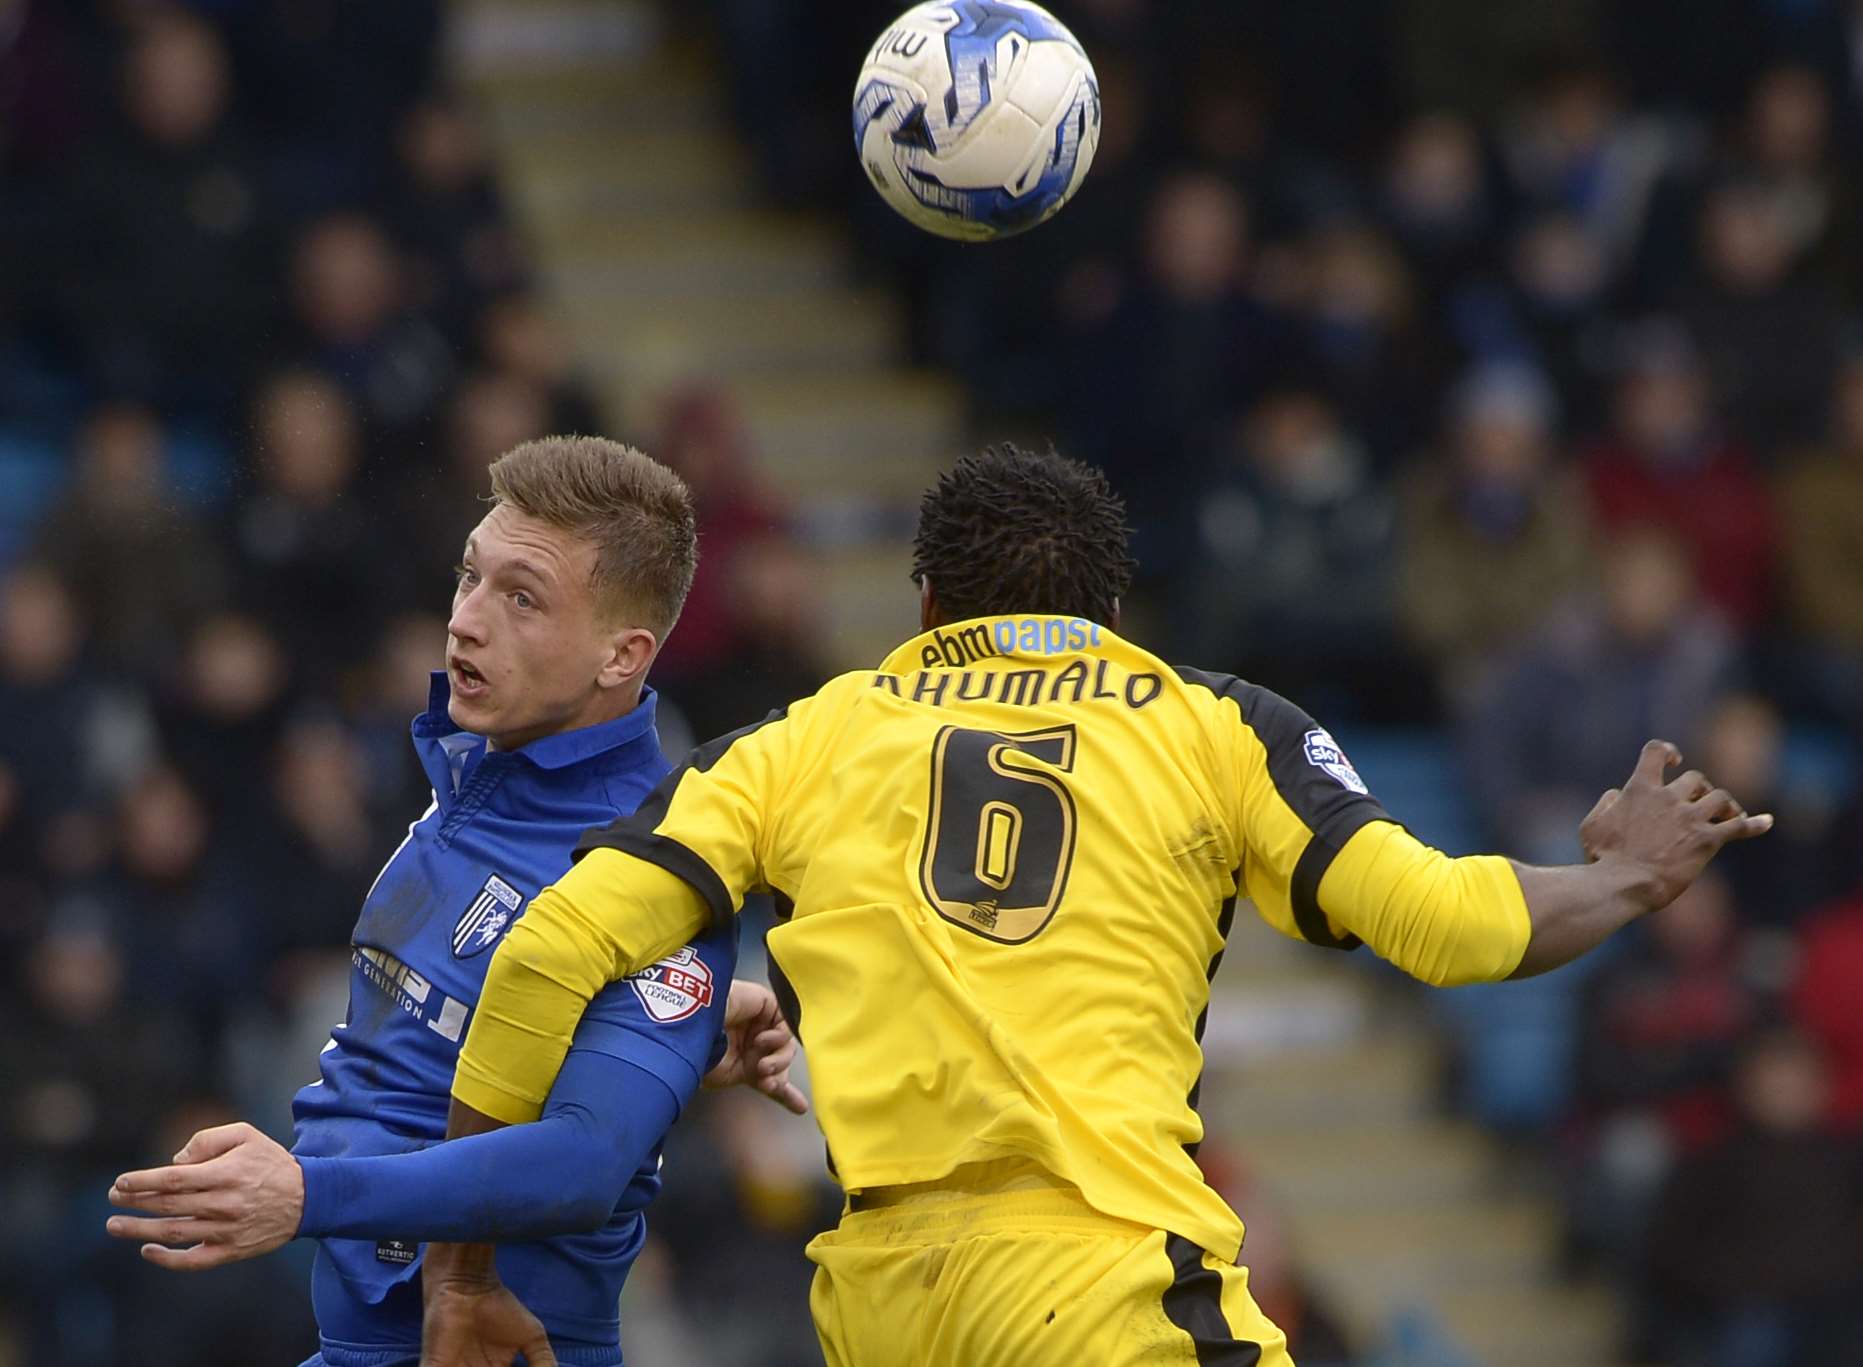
[447, 587, 490, 646]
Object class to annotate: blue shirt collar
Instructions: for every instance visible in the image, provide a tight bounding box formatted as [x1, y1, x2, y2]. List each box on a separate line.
[413, 671, 662, 771]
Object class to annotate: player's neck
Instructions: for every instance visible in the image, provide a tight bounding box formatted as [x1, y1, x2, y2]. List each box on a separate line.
[485, 682, 647, 752]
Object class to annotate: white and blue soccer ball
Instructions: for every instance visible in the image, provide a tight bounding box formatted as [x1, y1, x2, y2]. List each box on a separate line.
[853, 0, 1101, 242]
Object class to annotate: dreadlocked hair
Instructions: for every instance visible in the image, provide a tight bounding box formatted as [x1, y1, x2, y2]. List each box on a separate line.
[911, 443, 1136, 626]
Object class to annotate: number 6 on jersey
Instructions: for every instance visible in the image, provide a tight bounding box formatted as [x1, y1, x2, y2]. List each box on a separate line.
[918, 725, 1079, 943]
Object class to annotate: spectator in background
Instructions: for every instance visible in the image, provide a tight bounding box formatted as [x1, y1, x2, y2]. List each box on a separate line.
[1584, 329, 1775, 629]
[1694, 693, 1839, 927]
[34, 403, 226, 673]
[1731, 64, 1861, 301]
[155, 613, 292, 837]
[1185, 389, 1398, 718]
[0, 564, 148, 887]
[649, 388, 785, 688]
[476, 292, 607, 437]
[56, 8, 273, 412]
[666, 535, 834, 743]
[1497, 60, 1673, 279]
[219, 0, 444, 216]
[1645, 1029, 1863, 1367]
[88, 766, 265, 1051]
[1792, 889, 1863, 1134]
[260, 719, 390, 977]
[1287, 221, 1440, 461]
[1680, 179, 1841, 454]
[1398, 363, 1590, 698]
[1380, 113, 1498, 300]
[289, 213, 454, 439]
[1570, 873, 1762, 1272]
[225, 370, 410, 675]
[0, 913, 205, 1365]
[1778, 355, 1863, 731]
[1063, 171, 1286, 587]
[399, 368, 553, 593]
[1500, 212, 1616, 426]
[1461, 527, 1735, 862]
[386, 96, 526, 339]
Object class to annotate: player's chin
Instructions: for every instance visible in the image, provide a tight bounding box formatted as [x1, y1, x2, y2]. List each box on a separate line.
[446, 687, 496, 731]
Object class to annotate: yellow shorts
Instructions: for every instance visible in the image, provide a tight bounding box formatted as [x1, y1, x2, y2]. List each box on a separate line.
[806, 1161, 1292, 1367]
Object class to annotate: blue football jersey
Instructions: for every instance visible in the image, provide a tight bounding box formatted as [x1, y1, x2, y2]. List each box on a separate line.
[292, 676, 736, 1353]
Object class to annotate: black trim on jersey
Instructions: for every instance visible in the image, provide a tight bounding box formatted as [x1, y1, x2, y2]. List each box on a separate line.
[766, 930, 836, 1180]
[1184, 886, 1238, 1164]
[582, 828, 734, 929]
[1291, 838, 1361, 951]
[767, 939, 803, 1043]
[1176, 668, 1385, 952]
[1162, 1234, 1263, 1367]
[573, 707, 791, 930]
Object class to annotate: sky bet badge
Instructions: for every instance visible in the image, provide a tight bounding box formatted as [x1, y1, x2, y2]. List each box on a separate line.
[628, 946, 716, 1023]
[1303, 727, 1370, 795]
[452, 873, 523, 959]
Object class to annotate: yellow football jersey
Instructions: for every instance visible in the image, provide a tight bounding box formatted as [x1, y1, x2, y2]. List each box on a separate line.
[454, 616, 1532, 1260]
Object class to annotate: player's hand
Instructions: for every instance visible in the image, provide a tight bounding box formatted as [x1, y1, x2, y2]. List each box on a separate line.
[1578, 740, 1773, 910]
[420, 1262, 558, 1367]
[703, 979, 809, 1115]
[105, 1121, 304, 1270]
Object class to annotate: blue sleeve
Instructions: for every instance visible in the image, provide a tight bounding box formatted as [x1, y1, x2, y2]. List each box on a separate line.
[296, 1047, 677, 1242]
[570, 922, 737, 1109]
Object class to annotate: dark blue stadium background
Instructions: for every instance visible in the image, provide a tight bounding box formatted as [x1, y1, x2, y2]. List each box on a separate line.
[2, 1, 1861, 1364]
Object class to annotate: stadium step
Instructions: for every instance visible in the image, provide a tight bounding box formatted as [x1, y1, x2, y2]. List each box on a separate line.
[1433, 1283, 1625, 1367]
[571, 290, 905, 400]
[499, 131, 755, 217]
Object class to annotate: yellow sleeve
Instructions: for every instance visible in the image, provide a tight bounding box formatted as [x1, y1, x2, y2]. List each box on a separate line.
[452, 702, 810, 1123]
[1179, 670, 1394, 951]
[1183, 672, 1529, 981]
[452, 852, 709, 1123]
[1318, 821, 1530, 986]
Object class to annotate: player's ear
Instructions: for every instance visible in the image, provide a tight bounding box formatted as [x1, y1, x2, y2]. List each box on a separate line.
[599, 625, 658, 690]
[1109, 597, 1120, 632]
[919, 576, 941, 631]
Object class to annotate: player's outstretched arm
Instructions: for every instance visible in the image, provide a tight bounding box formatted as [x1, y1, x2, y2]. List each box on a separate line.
[1504, 739, 1772, 979]
[1316, 738, 1772, 987]
[106, 984, 803, 1268]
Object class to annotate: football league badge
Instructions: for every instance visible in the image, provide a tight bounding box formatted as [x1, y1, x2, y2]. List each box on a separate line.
[627, 946, 716, 1023]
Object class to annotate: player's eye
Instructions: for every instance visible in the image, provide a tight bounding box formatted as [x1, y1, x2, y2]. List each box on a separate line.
[454, 564, 479, 588]
[512, 591, 535, 610]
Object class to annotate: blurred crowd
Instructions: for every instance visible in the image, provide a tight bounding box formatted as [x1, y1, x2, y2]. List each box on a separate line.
[714, 2, 1863, 1364]
[0, 2, 833, 1362]
[4, 0, 1863, 1365]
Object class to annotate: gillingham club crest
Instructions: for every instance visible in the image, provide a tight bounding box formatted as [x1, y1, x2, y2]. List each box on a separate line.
[628, 946, 716, 1023]
[452, 874, 524, 959]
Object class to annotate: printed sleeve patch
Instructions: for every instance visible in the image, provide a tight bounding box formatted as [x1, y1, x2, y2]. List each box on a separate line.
[1302, 727, 1369, 795]
[628, 946, 716, 1023]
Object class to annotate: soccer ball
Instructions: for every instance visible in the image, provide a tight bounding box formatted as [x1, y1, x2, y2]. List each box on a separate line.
[852, 1, 1101, 242]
